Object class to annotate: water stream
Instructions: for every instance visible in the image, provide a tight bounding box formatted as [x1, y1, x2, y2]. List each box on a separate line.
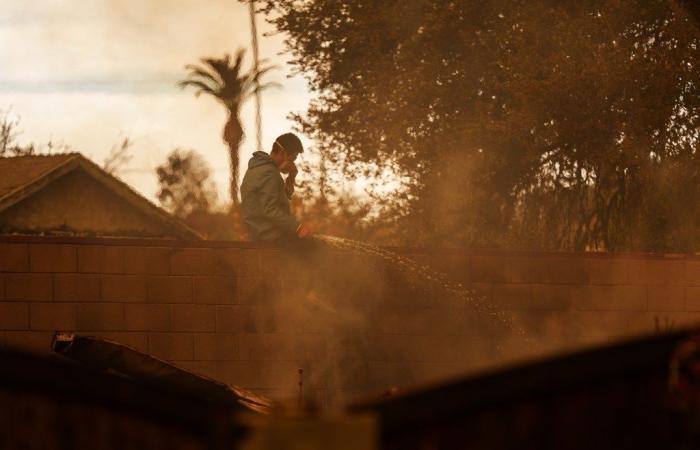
[312, 234, 522, 334]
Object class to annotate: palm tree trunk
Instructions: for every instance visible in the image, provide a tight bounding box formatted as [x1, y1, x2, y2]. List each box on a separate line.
[223, 111, 244, 206]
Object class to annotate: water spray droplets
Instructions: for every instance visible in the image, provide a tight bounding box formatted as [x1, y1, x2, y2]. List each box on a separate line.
[312, 234, 525, 336]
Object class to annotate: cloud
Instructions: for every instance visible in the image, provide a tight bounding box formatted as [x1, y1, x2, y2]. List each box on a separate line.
[0, 78, 181, 94]
[0, 0, 294, 82]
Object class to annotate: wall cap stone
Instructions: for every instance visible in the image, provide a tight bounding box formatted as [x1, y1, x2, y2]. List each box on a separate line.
[1, 235, 699, 260]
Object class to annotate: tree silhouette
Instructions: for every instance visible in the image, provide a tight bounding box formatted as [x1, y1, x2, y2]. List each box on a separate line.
[156, 149, 218, 218]
[0, 109, 34, 157]
[178, 50, 278, 207]
[260, 0, 700, 251]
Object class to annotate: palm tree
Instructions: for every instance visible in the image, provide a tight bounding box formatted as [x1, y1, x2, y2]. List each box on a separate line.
[248, 0, 263, 154]
[178, 49, 277, 206]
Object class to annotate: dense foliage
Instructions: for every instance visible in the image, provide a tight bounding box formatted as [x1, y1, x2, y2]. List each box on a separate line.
[260, 0, 700, 251]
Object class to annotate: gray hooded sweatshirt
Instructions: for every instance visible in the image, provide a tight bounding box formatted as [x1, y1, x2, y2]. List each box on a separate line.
[240, 151, 299, 242]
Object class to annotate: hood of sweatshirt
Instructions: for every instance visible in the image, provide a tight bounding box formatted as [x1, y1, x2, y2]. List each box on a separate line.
[247, 151, 277, 170]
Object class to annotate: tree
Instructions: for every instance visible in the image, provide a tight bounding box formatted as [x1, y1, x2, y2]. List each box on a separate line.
[102, 137, 133, 175]
[292, 155, 395, 242]
[0, 108, 74, 157]
[260, 0, 700, 251]
[178, 50, 278, 207]
[0, 108, 35, 157]
[156, 149, 218, 218]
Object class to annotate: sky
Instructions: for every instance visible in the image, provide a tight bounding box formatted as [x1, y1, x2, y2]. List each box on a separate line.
[0, 0, 313, 204]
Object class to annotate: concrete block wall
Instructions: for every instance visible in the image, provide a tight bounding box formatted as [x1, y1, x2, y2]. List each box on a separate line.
[423, 250, 700, 342]
[1, 236, 698, 407]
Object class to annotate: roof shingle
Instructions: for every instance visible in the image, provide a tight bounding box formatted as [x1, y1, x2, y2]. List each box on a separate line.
[0, 154, 78, 200]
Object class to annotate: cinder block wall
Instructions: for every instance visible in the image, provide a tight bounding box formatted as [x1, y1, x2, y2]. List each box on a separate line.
[1, 236, 698, 406]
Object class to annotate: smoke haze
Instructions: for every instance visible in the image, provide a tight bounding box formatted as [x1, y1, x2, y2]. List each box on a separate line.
[0, 0, 312, 202]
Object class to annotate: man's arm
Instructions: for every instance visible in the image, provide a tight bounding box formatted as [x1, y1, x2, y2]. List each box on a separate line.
[258, 170, 299, 236]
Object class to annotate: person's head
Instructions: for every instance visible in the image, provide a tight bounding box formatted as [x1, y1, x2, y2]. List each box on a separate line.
[270, 133, 303, 174]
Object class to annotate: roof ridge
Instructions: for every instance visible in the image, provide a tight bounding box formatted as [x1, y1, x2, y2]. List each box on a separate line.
[0, 152, 80, 160]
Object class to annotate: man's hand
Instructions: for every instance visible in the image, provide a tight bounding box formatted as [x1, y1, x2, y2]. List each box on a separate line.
[296, 223, 313, 239]
[284, 162, 298, 198]
[286, 161, 298, 179]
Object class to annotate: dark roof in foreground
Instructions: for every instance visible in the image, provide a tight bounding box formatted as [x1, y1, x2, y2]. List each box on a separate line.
[0, 346, 264, 437]
[349, 329, 692, 426]
[52, 333, 271, 415]
[0, 153, 202, 240]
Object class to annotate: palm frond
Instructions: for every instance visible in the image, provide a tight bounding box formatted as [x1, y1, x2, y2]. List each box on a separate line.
[242, 81, 282, 101]
[240, 69, 280, 99]
[183, 64, 223, 88]
[252, 64, 278, 81]
[212, 50, 245, 93]
[177, 79, 219, 98]
[180, 48, 278, 107]
[238, 77, 256, 98]
[255, 81, 283, 92]
[202, 56, 235, 83]
[239, 74, 260, 97]
[231, 49, 246, 81]
[221, 81, 243, 99]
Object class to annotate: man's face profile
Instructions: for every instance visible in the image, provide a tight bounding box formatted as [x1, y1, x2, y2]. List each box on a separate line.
[278, 150, 299, 174]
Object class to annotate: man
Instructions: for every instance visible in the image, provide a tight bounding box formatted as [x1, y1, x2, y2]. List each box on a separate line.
[240, 132, 312, 242]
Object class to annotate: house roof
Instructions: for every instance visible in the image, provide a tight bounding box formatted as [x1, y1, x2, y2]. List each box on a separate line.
[0, 153, 202, 240]
[0, 153, 77, 199]
[52, 333, 271, 414]
[0, 345, 262, 443]
[349, 329, 690, 428]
